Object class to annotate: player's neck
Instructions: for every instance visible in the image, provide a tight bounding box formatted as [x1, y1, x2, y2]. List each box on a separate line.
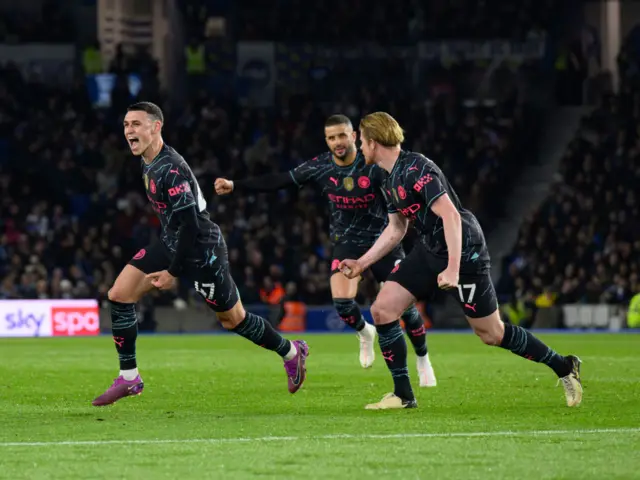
[332, 149, 357, 167]
[142, 137, 164, 165]
[376, 146, 402, 173]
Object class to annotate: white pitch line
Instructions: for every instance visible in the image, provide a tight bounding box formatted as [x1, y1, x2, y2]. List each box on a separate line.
[1, 428, 639, 447]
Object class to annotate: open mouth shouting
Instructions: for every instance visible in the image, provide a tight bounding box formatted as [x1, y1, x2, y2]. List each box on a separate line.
[128, 137, 140, 152]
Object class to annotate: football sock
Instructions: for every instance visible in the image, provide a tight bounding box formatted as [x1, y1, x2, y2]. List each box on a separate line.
[233, 311, 293, 358]
[333, 298, 366, 331]
[500, 323, 572, 377]
[120, 368, 139, 381]
[283, 342, 297, 361]
[110, 301, 138, 370]
[377, 320, 414, 400]
[401, 305, 428, 357]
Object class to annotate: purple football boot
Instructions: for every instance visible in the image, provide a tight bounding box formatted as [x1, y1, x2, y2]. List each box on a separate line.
[92, 375, 144, 406]
[284, 340, 309, 393]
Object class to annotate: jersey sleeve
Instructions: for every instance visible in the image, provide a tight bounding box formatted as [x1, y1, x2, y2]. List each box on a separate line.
[164, 164, 197, 212]
[289, 157, 323, 187]
[167, 205, 199, 277]
[376, 168, 397, 214]
[407, 165, 447, 208]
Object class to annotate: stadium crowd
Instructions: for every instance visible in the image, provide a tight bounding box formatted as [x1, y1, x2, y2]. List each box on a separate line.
[498, 30, 640, 311]
[0, 0, 570, 307]
[0, 61, 534, 305]
[0, 0, 73, 44]
[236, 0, 558, 42]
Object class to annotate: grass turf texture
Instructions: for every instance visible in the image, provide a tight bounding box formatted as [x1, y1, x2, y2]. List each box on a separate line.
[0, 333, 638, 479]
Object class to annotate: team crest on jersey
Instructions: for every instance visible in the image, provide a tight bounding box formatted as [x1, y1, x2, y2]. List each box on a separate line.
[144, 174, 149, 190]
[358, 176, 370, 189]
[343, 177, 354, 191]
[398, 186, 407, 199]
[150, 179, 156, 194]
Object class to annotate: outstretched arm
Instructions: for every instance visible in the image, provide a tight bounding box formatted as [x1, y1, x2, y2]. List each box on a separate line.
[215, 172, 297, 194]
[215, 157, 324, 195]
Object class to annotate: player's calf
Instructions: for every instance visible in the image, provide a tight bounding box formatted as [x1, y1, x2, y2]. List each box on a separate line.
[220, 303, 309, 394]
[401, 306, 436, 387]
[470, 311, 572, 375]
[91, 297, 144, 407]
[371, 301, 414, 403]
[334, 298, 376, 368]
[401, 305, 428, 356]
[219, 303, 293, 357]
[105, 264, 156, 380]
[333, 298, 366, 331]
[108, 299, 139, 374]
[469, 310, 582, 407]
[92, 262, 156, 406]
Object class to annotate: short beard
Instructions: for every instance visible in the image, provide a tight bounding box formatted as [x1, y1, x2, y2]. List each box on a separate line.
[334, 144, 354, 160]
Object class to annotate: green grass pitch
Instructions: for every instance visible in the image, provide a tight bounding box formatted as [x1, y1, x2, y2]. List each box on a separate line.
[1, 332, 638, 479]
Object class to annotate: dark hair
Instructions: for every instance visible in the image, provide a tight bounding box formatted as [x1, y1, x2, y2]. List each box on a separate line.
[324, 114, 352, 128]
[127, 101, 164, 123]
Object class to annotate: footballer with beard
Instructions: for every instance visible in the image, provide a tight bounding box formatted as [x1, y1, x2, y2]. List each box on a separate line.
[215, 114, 436, 387]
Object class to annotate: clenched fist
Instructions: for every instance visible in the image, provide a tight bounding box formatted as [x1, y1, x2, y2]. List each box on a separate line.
[214, 178, 234, 195]
[437, 267, 459, 291]
[339, 259, 363, 279]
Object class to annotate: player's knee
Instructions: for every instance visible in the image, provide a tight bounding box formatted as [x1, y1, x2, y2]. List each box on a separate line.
[108, 286, 135, 304]
[472, 325, 502, 346]
[108, 267, 151, 304]
[218, 317, 234, 330]
[217, 303, 245, 330]
[370, 301, 396, 325]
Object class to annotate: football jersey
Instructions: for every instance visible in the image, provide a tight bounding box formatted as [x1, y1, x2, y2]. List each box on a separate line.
[290, 151, 395, 246]
[142, 144, 222, 264]
[383, 150, 490, 269]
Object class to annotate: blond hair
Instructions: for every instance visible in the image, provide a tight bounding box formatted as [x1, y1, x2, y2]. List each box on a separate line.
[359, 112, 405, 147]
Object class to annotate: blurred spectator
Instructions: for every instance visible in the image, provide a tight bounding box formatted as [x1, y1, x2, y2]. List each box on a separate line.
[499, 32, 640, 308]
[235, 0, 560, 43]
[0, 65, 535, 305]
[0, 0, 74, 43]
[1, 3, 547, 306]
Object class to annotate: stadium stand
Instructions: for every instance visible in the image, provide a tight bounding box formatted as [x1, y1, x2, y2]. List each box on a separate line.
[0, 1, 554, 308]
[0, 64, 537, 305]
[0, 0, 74, 43]
[498, 31, 640, 315]
[236, 0, 560, 42]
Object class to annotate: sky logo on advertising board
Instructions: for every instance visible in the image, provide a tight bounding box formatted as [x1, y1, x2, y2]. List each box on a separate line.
[52, 307, 100, 336]
[3, 309, 46, 336]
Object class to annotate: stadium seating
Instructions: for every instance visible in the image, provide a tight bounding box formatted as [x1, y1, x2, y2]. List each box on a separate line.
[0, 0, 550, 305]
[235, 0, 560, 42]
[0, 64, 536, 305]
[0, 0, 74, 43]
[498, 34, 640, 309]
